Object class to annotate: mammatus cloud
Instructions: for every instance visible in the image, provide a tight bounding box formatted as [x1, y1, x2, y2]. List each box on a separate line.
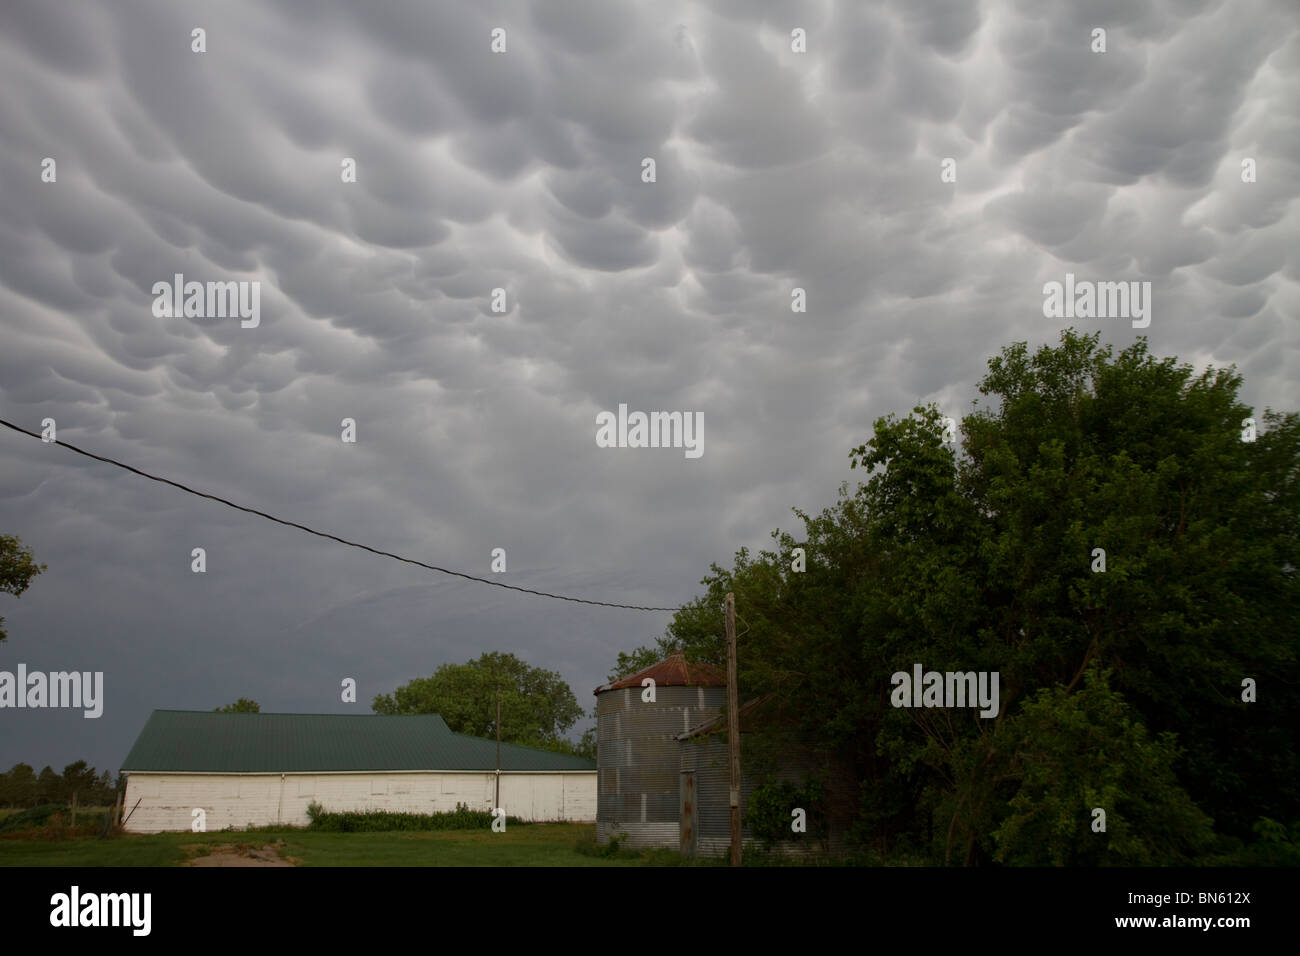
[0, 0, 1295, 773]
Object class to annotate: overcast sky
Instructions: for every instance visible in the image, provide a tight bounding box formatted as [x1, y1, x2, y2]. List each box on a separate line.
[0, 0, 1296, 777]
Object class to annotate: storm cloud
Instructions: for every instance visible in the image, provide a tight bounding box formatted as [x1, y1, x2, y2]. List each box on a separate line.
[0, 0, 1295, 773]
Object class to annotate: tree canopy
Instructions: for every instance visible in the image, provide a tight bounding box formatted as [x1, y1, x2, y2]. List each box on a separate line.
[615, 331, 1299, 865]
[0, 534, 46, 642]
[373, 651, 586, 755]
[214, 698, 261, 713]
[0, 761, 120, 808]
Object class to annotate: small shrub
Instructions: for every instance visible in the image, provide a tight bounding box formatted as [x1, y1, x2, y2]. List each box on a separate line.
[1200, 818, 1300, 867]
[0, 807, 102, 843]
[0, 804, 66, 834]
[748, 777, 828, 849]
[574, 830, 627, 857]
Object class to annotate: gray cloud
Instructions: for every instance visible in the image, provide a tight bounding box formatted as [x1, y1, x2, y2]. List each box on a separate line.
[0, 0, 1296, 776]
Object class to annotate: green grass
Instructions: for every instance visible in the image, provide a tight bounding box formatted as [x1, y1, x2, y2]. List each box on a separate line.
[284, 824, 689, 866]
[0, 823, 705, 867]
[0, 806, 111, 822]
[0, 831, 199, 866]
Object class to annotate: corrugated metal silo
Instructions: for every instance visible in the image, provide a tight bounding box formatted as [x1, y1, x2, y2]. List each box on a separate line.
[594, 652, 725, 848]
[678, 730, 758, 856]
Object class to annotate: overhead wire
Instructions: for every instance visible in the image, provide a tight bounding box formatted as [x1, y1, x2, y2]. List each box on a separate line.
[0, 417, 680, 612]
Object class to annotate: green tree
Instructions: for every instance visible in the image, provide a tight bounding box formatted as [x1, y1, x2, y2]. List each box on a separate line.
[35, 766, 59, 804]
[617, 331, 1299, 864]
[214, 698, 260, 713]
[0, 534, 46, 642]
[60, 760, 98, 807]
[607, 646, 664, 682]
[577, 725, 596, 760]
[2, 763, 36, 807]
[539, 717, 597, 760]
[373, 652, 583, 751]
[92, 770, 116, 806]
[990, 666, 1214, 865]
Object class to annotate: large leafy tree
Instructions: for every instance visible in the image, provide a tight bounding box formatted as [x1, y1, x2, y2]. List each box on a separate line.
[617, 331, 1298, 864]
[0, 534, 45, 642]
[373, 651, 584, 752]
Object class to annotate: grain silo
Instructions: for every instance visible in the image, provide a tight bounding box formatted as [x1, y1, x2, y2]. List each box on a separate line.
[593, 652, 725, 848]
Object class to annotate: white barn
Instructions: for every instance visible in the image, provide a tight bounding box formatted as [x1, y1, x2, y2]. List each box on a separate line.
[119, 710, 596, 833]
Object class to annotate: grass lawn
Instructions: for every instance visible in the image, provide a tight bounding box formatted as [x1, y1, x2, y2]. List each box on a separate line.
[0, 823, 705, 867]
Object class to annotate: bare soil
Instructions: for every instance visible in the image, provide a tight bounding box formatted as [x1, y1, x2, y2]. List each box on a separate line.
[183, 840, 294, 867]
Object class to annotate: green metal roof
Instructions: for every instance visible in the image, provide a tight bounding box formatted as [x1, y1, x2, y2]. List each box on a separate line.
[120, 711, 596, 773]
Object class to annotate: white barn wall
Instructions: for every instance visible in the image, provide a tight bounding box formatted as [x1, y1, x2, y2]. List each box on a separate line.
[499, 771, 596, 822]
[123, 771, 597, 833]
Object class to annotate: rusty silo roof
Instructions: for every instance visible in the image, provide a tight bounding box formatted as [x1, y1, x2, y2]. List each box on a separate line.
[594, 651, 725, 694]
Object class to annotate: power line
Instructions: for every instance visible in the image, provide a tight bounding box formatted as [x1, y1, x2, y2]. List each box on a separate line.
[0, 417, 680, 613]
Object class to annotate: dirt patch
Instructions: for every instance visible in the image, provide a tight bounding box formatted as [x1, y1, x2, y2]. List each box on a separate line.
[186, 840, 294, 867]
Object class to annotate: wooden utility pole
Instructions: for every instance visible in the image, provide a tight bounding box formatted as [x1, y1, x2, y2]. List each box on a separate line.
[726, 592, 742, 867]
[495, 687, 502, 810]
